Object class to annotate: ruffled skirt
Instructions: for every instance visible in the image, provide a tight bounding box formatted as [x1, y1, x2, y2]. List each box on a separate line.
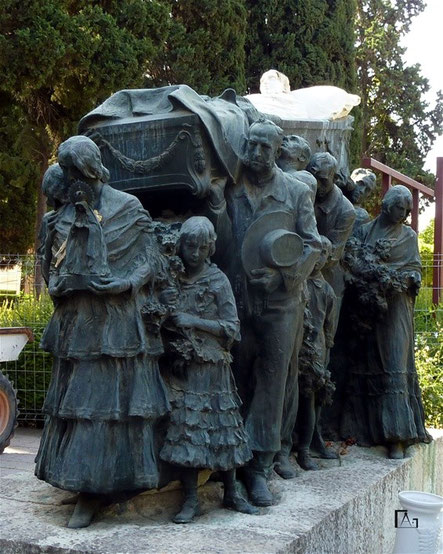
[160, 361, 252, 471]
[35, 354, 170, 493]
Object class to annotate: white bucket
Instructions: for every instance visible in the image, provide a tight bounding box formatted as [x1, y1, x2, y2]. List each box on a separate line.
[393, 491, 443, 554]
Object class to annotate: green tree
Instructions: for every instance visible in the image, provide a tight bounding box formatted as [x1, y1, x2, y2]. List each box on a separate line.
[244, 0, 361, 164]
[0, 0, 170, 254]
[356, 0, 443, 186]
[418, 218, 434, 287]
[244, 0, 357, 94]
[0, 95, 40, 254]
[151, 0, 247, 95]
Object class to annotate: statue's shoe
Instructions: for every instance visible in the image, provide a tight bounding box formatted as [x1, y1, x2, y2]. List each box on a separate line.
[274, 454, 297, 479]
[297, 451, 319, 471]
[388, 442, 404, 459]
[223, 493, 260, 515]
[317, 447, 339, 460]
[67, 493, 103, 529]
[243, 472, 273, 507]
[172, 498, 201, 524]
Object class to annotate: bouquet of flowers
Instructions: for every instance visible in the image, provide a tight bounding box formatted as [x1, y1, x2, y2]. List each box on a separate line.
[343, 237, 420, 330]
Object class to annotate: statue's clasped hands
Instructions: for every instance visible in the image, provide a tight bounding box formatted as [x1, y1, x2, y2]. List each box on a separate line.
[49, 276, 73, 297]
[87, 276, 131, 295]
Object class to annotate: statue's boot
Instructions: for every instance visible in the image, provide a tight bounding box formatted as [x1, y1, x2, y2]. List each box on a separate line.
[243, 452, 274, 507]
[243, 471, 273, 507]
[223, 491, 260, 514]
[274, 453, 297, 479]
[297, 448, 319, 471]
[173, 468, 201, 524]
[222, 469, 259, 514]
[311, 437, 339, 459]
[317, 446, 339, 459]
[311, 419, 338, 459]
[67, 493, 103, 528]
[388, 442, 404, 459]
[173, 496, 201, 524]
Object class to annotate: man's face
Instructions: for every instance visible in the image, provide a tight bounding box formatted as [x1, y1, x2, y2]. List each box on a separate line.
[351, 182, 367, 204]
[315, 169, 335, 199]
[314, 238, 332, 271]
[279, 137, 304, 170]
[246, 125, 279, 174]
[309, 157, 335, 199]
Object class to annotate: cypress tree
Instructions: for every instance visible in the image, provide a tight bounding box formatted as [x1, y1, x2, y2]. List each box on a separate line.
[151, 0, 247, 95]
[0, 0, 170, 254]
[356, 0, 443, 185]
[244, 0, 357, 94]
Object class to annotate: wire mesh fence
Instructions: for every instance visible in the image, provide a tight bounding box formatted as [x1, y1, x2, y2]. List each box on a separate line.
[0, 255, 51, 423]
[0, 253, 442, 424]
[415, 252, 443, 332]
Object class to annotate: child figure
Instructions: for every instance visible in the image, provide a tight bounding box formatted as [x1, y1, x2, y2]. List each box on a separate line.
[38, 163, 69, 284]
[160, 216, 257, 524]
[297, 236, 338, 470]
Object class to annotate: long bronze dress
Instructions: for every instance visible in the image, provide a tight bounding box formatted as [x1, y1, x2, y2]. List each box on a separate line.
[340, 217, 430, 446]
[35, 185, 170, 493]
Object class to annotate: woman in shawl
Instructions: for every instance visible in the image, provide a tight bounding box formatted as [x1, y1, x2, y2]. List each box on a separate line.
[35, 136, 170, 528]
[340, 185, 430, 458]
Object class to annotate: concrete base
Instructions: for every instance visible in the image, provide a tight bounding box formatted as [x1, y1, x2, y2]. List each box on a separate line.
[0, 429, 441, 554]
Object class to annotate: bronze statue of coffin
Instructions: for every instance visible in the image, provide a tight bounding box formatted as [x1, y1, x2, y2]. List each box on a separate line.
[78, 85, 255, 218]
[78, 85, 354, 218]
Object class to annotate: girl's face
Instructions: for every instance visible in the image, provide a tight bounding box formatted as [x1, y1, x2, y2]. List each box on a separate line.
[387, 197, 410, 224]
[180, 236, 210, 271]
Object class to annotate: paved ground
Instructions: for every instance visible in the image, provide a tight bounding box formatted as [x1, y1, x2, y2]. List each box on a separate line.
[0, 427, 41, 478]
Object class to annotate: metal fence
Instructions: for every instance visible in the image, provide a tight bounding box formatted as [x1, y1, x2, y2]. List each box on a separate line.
[0, 255, 52, 423]
[0, 253, 442, 424]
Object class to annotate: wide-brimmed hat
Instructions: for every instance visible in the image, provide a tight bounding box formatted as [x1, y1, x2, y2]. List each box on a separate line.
[241, 211, 303, 277]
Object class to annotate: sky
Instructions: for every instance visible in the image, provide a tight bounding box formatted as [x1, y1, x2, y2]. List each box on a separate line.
[401, 0, 443, 229]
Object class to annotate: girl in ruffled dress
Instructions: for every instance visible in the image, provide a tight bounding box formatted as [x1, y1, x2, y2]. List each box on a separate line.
[160, 216, 257, 523]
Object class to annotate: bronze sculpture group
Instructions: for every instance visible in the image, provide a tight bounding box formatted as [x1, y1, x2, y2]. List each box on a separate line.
[36, 88, 430, 529]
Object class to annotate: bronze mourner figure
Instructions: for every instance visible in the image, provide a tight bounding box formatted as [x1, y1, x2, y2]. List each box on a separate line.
[36, 136, 170, 528]
[209, 119, 321, 504]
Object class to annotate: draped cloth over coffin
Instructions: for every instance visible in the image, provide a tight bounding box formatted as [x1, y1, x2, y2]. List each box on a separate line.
[78, 85, 259, 184]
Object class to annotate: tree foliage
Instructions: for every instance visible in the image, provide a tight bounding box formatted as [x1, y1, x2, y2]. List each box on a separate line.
[244, 0, 357, 94]
[1, 0, 442, 255]
[0, 0, 170, 253]
[150, 0, 247, 95]
[418, 218, 434, 287]
[0, 95, 40, 254]
[356, 0, 443, 186]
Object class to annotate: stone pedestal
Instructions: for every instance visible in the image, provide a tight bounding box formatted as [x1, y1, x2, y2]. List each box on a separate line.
[0, 430, 441, 554]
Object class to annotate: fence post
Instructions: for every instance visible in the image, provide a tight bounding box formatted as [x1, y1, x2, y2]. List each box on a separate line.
[433, 157, 443, 305]
[411, 189, 419, 232]
[382, 173, 392, 196]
